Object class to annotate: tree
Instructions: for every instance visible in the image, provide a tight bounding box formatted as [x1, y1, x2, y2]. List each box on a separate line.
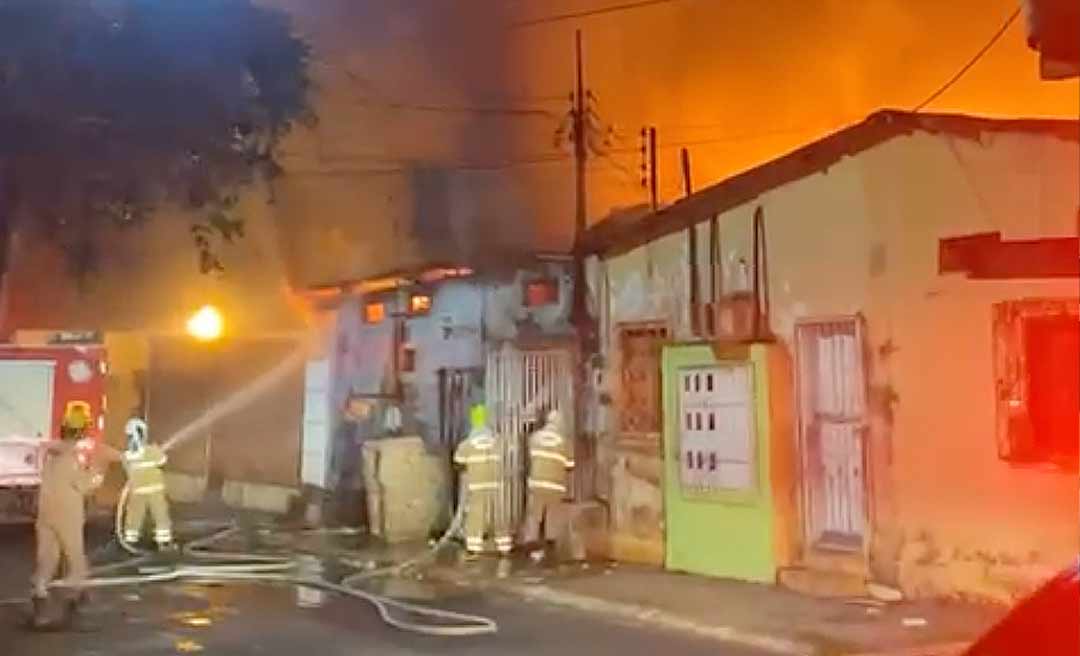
[0, 0, 313, 281]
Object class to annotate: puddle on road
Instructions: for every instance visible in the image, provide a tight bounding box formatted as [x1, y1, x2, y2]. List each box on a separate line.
[175, 638, 205, 653]
[170, 603, 238, 629]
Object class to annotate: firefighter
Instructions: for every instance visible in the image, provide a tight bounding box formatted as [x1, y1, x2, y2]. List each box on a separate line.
[453, 405, 505, 556]
[121, 418, 173, 550]
[521, 409, 575, 557]
[30, 416, 104, 629]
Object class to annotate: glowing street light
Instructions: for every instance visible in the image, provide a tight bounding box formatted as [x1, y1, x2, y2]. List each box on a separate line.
[186, 305, 224, 342]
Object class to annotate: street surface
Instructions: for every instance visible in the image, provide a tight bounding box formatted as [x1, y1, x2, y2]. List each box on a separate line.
[0, 524, 770, 656]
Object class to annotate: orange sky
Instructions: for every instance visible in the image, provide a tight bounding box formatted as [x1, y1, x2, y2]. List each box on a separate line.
[498, 0, 1079, 245]
[265, 0, 1078, 275]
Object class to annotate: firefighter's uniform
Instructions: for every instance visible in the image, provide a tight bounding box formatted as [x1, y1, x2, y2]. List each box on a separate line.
[32, 438, 102, 602]
[522, 410, 575, 546]
[454, 406, 510, 554]
[122, 419, 172, 547]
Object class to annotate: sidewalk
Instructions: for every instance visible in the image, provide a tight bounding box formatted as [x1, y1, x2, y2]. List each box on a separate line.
[432, 559, 1006, 656]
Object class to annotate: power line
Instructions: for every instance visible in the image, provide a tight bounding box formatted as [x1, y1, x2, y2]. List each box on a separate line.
[347, 97, 557, 118]
[912, 5, 1022, 112]
[297, 152, 571, 172]
[601, 123, 835, 154]
[511, 0, 682, 28]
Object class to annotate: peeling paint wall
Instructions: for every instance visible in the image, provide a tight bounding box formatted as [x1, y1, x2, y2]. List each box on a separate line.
[858, 130, 1079, 603]
[591, 127, 1079, 600]
[588, 229, 690, 564]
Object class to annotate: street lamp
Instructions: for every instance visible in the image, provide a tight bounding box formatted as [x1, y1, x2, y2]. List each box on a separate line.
[186, 305, 224, 342]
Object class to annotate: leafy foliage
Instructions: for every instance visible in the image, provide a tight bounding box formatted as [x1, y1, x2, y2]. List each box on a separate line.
[0, 0, 313, 278]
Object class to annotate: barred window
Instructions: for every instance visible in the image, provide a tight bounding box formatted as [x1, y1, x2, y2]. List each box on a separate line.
[993, 298, 1079, 470]
[617, 323, 668, 435]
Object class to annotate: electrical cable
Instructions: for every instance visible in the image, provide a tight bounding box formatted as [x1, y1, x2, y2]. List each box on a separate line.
[912, 5, 1022, 112]
[19, 482, 498, 637]
[511, 0, 682, 28]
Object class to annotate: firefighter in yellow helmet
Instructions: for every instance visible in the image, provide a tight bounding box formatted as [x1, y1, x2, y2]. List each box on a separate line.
[121, 418, 173, 549]
[453, 405, 508, 555]
[521, 408, 575, 554]
[30, 414, 104, 629]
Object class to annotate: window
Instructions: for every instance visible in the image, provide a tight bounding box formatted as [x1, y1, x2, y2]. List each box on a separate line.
[678, 364, 755, 492]
[524, 278, 560, 307]
[994, 299, 1079, 469]
[363, 301, 386, 324]
[409, 293, 432, 315]
[618, 323, 668, 435]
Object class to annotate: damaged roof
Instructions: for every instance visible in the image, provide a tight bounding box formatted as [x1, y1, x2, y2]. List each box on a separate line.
[582, 109, 1080, 258]
[305, 252, 571, 298]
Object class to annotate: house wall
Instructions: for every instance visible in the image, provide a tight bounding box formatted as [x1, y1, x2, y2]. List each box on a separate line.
[592, 126, 1078, 601]
[709, 128, 1079, 601]
[329, 262, 575, 453]
[588, 144, 871, 566]
[588, 230, 690, 565]
[857, 131, 1079, 602]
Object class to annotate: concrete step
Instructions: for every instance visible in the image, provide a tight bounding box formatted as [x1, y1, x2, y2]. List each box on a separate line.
[778, 566, 868, 598]
[800, 545, 869, 577]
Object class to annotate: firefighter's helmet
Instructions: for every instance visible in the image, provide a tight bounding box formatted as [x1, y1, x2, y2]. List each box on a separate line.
[63, 402, 91, 430]
[125, 417, 148, 452]
[470, 404, 487, 430]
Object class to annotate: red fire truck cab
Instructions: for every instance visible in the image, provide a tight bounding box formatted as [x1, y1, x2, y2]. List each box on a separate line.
[0, 340, 107, 522]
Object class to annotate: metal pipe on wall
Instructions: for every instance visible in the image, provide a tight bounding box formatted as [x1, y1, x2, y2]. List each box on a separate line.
[682, 148, 700, 336]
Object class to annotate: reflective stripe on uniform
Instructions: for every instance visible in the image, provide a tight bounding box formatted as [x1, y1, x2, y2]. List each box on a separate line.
[455, 454, 499, 465]
[527, 479, 567, 493]
[133, 484, 166, 494]
[533, 431, 565, 448]
[530, 449, 570, 466]
[467, 482, 499, 491]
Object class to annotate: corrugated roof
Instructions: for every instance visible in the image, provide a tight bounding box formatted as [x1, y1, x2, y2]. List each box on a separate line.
[582, 109, 1080, 258]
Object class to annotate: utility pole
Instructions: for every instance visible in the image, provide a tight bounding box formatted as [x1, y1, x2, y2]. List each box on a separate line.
[570, 29, 588, 331]
[568, 29, 593, 503]
[648, 127, 659, 211]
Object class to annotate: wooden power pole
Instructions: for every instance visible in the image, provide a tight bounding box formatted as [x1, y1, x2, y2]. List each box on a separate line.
[570, 29, 589, 332]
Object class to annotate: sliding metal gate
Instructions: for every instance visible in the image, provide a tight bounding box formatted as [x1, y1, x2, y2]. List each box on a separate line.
[485, 344, 575, 535]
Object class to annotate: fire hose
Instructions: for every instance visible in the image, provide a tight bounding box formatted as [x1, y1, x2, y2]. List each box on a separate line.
[23, 483, 498, 636]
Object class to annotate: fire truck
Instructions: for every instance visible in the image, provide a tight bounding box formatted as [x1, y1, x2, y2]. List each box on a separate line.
[0, 335, 107, 522]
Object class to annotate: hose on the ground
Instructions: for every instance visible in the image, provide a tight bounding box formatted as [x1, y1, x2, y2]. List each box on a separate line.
[341, 494, 467, 586]
[34, 481, 498, 636]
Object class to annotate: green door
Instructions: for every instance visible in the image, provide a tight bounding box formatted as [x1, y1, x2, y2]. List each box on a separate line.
[662, 343, 779, 583]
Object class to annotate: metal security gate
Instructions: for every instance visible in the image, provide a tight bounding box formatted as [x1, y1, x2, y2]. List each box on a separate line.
[795, 318, 868, 551]
[485, 344, 575, 535]
[437, 367, 484, 448]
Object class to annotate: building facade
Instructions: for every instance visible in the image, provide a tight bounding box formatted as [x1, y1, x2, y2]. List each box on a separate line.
[300, 256, 586, 530]
[584, 110, 1079, 602]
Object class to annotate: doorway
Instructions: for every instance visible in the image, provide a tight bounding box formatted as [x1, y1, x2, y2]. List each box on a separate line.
[795, 317, 869, 552]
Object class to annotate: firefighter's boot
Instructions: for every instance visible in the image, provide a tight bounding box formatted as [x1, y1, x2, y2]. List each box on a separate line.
[63, 591, 101, 633]
[28, 595, 51, 631]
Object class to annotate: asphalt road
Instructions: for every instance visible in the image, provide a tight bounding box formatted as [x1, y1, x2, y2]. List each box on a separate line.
[0, 524, 771, 656]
